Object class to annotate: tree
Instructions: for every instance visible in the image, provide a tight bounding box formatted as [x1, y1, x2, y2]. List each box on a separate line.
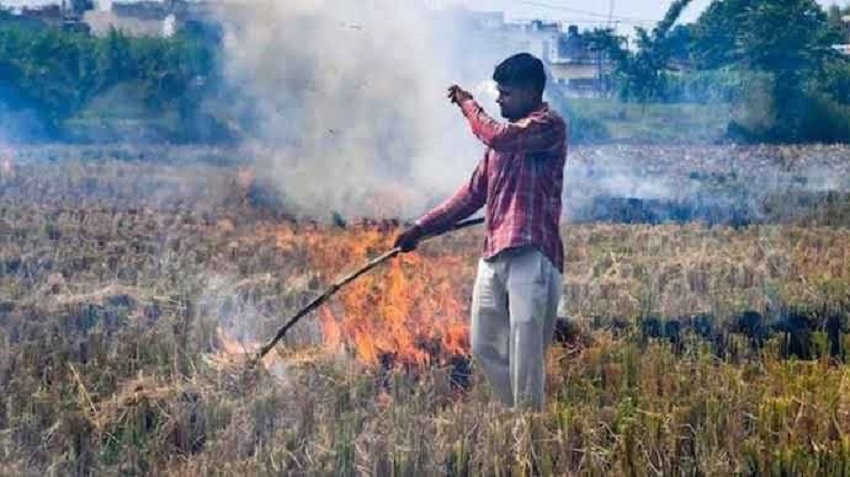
[579, 27, 627, 95]
[0, 22, 228, 142]
[608, 0, 695, 102]
[97, 29, 135, 87]
[692, 0, 845, 140]
[740, 1, 838, 77]
[690, 0, 746, 69]
[693, 0, 840, 75]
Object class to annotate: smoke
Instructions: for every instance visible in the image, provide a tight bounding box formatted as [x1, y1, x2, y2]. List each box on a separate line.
[213, 0, 512, 220]
[0, 82, 48, 144]
[561, 144, 850, 225]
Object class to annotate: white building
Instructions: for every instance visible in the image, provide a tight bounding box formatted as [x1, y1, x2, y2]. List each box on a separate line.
[84, 9, 170, 36]
[84, 0, 206, 37]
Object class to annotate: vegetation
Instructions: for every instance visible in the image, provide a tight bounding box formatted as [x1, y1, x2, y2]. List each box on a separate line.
[0, 19, 231, 143]
[562, 98, 731, 144]
[608, 0, 696, 103]
[3, 1, 850, 474]
[3, 0, 850, 145]
[578, 0, 850, 143]
[3, 147, 850, 474]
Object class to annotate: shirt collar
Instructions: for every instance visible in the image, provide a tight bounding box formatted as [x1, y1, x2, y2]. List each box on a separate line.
[513, 102, 549, 123]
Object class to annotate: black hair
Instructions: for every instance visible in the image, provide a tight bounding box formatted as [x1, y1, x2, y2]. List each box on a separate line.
[492, 53, 546, 95]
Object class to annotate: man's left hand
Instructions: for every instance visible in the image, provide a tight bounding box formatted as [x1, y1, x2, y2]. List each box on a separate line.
[448, 85, 473, 106]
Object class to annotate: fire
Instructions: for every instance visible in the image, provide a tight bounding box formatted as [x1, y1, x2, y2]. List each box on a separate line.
[302, 224, 474, 367]
[211, 221, 477, 372]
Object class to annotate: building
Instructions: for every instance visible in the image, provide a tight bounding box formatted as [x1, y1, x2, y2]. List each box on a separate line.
[467, 10, 505, 31]
[84, 10, 170, 36]
[85, 0, 175, 37]
[84, 0, 217, 37]
[455, 11, 615, 96]
[4, 3, 91, 33]
[0, 7, 53, 30]
[505, 21, 614, 96]
[496, 19, 562, 63]
[18, 4, 63, 26]
[112, 0, 174, 20]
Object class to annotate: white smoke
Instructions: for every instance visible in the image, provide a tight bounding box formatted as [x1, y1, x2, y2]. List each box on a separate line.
[214, 0, 514, 220]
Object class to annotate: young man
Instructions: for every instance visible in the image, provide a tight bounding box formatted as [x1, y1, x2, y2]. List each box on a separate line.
[394, 53, 567, 410]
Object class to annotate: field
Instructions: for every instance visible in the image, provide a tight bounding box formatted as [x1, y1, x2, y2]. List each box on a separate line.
[566, 99, 734, 144]
[3, 145, 850, 475]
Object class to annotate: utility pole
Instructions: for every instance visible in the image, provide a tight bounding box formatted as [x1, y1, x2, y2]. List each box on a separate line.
[598, 0, 616, 97]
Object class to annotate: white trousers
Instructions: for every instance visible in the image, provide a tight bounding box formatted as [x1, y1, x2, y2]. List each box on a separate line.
[470, 246, 563, 410]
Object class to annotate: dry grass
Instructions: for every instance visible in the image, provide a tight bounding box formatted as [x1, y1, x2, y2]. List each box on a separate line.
[3, 152, 850, 475]
[562, 223, 850, 321]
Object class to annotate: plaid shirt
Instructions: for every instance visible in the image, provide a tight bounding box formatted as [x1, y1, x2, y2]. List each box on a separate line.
[416, 99, 567, 271]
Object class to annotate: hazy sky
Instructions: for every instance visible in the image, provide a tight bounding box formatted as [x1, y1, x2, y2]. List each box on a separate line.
[452, 0, 850, 32]
[4, 0, 850, 32]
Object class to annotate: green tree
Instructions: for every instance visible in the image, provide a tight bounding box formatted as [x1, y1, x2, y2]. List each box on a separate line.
[600, 0, 695, 102]
[690, 0, 746, 69]
[580, 27, 627, 95]
[693, 0, 841, 82]
[693, 0, 845, 140]
[96, 29, 135, 87]
[0, 26, 99, 133]
[0, 21, 228, 143]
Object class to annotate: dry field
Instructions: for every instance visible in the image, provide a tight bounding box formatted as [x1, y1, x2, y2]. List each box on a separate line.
[3, 147, 850, 475]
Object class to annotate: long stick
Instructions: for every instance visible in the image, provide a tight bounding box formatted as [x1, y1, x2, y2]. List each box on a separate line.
[251, 217, 484, 366]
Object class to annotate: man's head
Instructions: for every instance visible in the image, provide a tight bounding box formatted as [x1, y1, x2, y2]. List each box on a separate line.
[493, 53, 546, 121]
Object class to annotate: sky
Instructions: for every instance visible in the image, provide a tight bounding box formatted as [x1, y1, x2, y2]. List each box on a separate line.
[3, 0, 850, 34]
[451, 0, 850, 32]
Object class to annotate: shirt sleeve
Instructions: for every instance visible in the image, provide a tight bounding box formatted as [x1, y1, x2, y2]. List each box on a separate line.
[414, 155, 487, 235]
[460, 99, 565, 154]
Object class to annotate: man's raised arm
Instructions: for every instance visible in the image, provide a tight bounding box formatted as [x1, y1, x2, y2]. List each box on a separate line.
[459, 99, 564, 154]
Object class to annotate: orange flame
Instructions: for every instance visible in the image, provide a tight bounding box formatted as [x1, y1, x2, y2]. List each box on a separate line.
[300, 225, 473, 367]
[213, 221, 476, 371]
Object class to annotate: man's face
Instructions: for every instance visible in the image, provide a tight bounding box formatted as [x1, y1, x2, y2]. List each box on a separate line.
[496, 84, 539, 121]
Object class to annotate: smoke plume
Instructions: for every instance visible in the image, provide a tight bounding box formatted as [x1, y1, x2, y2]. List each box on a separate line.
[215, 0, 513, 220]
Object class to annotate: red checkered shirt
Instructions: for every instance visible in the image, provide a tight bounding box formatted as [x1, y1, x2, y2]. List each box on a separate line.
[416, 99, 567, 271]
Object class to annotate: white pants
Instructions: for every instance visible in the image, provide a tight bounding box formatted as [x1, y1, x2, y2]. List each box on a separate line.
[470, 246, 563, 410]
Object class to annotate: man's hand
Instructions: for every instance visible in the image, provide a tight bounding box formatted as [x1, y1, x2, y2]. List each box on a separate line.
[448, 85, 473, 106]
[393, 224, 425, 253]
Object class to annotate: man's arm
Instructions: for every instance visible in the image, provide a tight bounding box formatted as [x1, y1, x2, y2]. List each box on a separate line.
[416, 156, 487, 234]
[394, 157, 487, 252]
[459, 99, 564, 154]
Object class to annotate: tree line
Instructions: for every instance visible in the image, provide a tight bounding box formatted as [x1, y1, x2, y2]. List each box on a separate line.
[1, 0, 850, 144]
[0, 14, 234, 143]
[583, 0, 850, 142]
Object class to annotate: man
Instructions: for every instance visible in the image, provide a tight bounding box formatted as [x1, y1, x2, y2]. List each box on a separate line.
[394, 53, 567, 410]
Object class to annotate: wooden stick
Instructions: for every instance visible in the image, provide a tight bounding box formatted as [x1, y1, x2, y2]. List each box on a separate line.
[251, 217, 484, 366]
[68, 362, 98, 417]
